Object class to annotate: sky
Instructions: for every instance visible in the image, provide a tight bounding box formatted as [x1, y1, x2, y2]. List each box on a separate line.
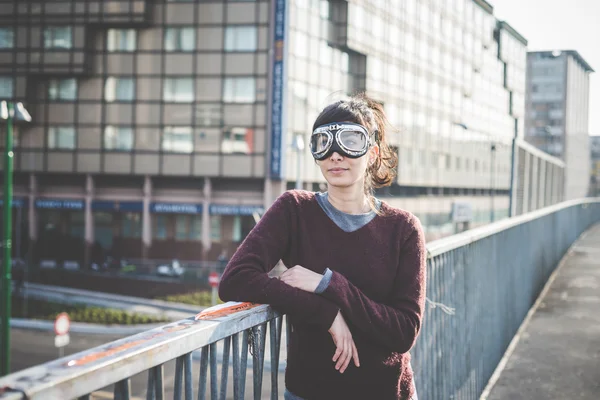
[492, 0, 600, 135]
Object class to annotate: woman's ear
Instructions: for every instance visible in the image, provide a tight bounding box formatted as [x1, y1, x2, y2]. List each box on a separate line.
[369, 144, 380, 165]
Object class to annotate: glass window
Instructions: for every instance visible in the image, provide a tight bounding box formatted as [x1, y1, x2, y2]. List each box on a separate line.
[48, 126, 75, 149]
[163, 78, 194, 102]
[44, 27, 72, 49]
[210, 215, 221, 242]
[48, 79, 77, 101]
[232, 215, 242, 242]
[0, 27, 14, 49]
[223, 77, 255, 103]
[190, 215, 202, 240]
[221, 127, 253, 154]
[107, 29, 137, 52]
[153, 215, 168, 239]
[174, 215, 202, 240]
[175, 215, 189, 240]
[162, 126, 193, 153]
[165, 27, 195, 51]
[0, 76, 13, 98]
[104, 126, 134, 150]
[105, 77, 135, 102]
[122, 213, 141, 238]
[224, 26, 257, 51]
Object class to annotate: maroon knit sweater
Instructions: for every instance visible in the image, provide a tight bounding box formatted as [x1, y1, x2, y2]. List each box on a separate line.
[219, 190, 427, 400]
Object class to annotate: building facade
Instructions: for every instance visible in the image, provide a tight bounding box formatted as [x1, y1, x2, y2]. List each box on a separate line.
[0, 0, 527, 268]
[590, 135, 600, 197]
[525, 50, 594, 200]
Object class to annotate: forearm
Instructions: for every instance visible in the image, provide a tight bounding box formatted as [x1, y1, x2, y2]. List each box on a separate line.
[320, 271, 422, 353]
[220, 263, 338, 329]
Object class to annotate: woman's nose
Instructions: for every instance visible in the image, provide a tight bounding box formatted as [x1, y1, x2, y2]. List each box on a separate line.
[329, 151, 343, 161]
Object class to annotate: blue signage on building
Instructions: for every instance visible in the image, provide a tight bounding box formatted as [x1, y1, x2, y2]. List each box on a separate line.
[150, 202, 202, 214]
[35, 198, 84, 210]
[269, 0, 287, 179]
[0, 198, 26, 208]
[209, 204, 264, 216]
[92, 200, 143, 212]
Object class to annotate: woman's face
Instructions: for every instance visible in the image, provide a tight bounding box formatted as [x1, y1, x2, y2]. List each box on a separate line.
[316, 142, 379, 190]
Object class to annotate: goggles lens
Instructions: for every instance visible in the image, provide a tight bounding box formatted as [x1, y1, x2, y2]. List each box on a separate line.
[339, 129, 368, 151]
[310, 132, 332, 154]
[310, 122, 371, 159]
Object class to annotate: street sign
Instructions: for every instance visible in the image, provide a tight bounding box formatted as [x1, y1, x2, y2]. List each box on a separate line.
[54, 312, 70, 336]
[208, 272, 220, 288]
[54, 334, 70, 348]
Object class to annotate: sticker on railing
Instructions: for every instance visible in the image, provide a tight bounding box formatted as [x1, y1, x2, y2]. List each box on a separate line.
[195, 301, 261, 320]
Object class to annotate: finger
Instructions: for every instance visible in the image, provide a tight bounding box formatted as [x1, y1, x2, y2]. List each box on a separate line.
[332, 341, 342, 363]
[341, 339, 352, 373]
[336, 338, 349, 371]
[352, 340, 360, 367]
[334, 343, 343, 370]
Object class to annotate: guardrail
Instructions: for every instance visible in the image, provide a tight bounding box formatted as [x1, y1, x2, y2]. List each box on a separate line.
[0, 198, 599, 400]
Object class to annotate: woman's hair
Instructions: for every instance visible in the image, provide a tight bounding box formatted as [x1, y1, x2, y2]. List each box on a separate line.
[312, 92, 398, 209]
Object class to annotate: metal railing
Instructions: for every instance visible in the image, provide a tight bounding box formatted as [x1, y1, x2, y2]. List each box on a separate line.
[0, 198, 599, 400]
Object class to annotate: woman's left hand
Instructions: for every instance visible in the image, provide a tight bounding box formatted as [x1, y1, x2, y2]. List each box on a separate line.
[280, 265, 323, 293]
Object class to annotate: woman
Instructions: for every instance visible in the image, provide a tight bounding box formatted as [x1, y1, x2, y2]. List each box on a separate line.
[219, 93, 427, 400]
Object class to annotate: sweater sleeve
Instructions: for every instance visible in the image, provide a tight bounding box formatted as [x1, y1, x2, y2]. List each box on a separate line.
[218, 191, 339, 330]
[320, 217, 427, 353]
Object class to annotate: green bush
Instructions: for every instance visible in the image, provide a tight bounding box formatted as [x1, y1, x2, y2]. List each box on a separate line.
[11, 296, 168, 325]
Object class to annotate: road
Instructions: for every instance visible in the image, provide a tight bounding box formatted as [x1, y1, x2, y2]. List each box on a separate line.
[11, 328, 286, 399]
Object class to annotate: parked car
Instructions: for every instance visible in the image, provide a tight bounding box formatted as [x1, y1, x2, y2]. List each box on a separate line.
[157, 259, 185, 277]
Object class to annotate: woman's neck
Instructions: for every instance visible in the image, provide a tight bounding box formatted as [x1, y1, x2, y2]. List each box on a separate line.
[326, 184, 370, 214]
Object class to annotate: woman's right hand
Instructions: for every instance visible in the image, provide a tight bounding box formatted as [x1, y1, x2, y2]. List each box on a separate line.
[328, 311, 360, 373]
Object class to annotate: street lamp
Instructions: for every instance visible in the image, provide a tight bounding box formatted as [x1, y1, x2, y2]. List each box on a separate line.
[1, 100, 31, 377]
[490, 142, 497, 223]
[293, 134, 305, 190]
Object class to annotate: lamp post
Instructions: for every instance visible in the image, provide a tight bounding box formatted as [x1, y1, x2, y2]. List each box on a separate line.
[490, 142, 497, 223]
[293, 134, 305, 190]
[1, 101, 31, 376]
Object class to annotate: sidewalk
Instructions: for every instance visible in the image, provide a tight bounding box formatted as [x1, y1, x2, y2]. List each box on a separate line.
[483, 223, 600, 399]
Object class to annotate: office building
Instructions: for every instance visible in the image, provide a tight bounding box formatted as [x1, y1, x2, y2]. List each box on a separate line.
[525, 50, 594, 200]
[590, 135, 600, 197]
[0, 0, 527, 267]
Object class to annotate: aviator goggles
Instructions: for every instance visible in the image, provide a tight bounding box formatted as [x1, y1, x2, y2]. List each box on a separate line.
[309, 122, 376, 160]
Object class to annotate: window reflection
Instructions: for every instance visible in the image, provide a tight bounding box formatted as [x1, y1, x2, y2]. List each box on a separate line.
[221, 127, 253, 154]
[44, 27, 72, 49]
[48, 126, 75, 149]
[162, 126, 193, 153]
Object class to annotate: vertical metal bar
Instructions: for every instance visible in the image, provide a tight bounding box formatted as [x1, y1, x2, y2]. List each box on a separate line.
[239, 330, 249, 400]
[232, 333, 241, 400]
[1, 102, 14, 377]
[270, 317, 283, 400]
[154, 364, 164, 400]
[198, 345, 209, 400]
[146, 367, 156, 400]
[209, 343, 218, 400]
[219, 336, 231, 400]
[184, 352, 193, 400]
[114, 378, 131, 400]
[174, 356, 184, 400]
[252, 323, 267, 400]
